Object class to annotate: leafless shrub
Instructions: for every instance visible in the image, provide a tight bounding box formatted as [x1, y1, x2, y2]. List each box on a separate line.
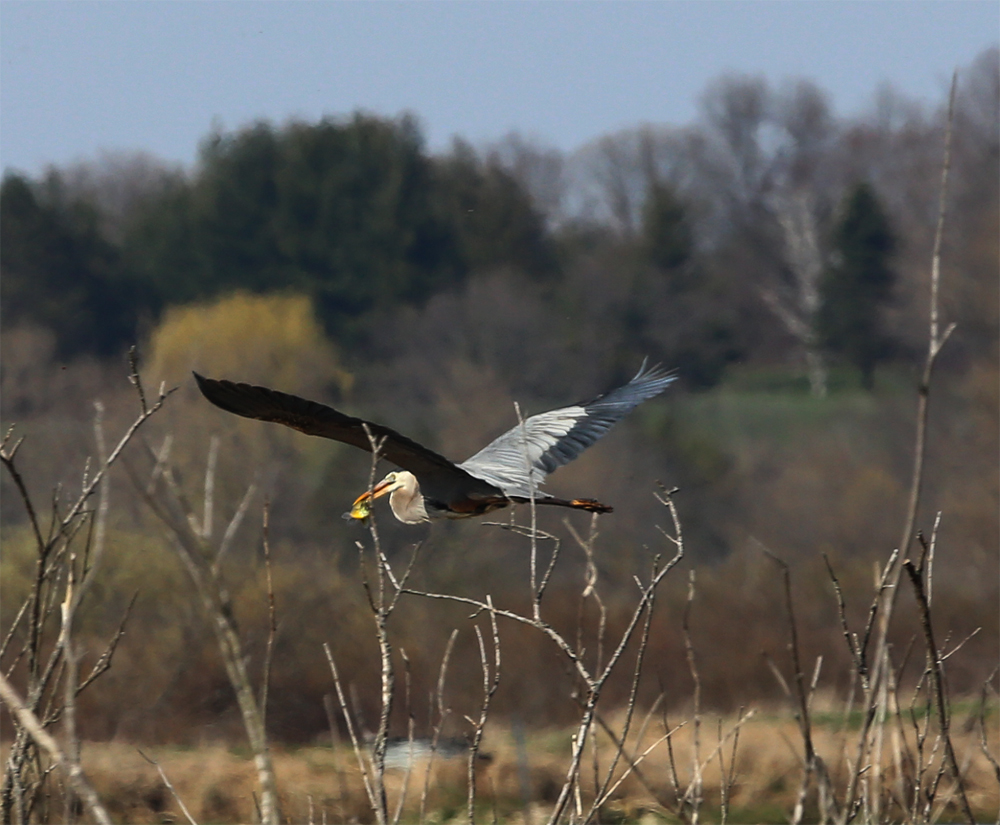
[0, 348, 170, 824]
[0, 675, 111, 825]
[395, 487, 684, 825]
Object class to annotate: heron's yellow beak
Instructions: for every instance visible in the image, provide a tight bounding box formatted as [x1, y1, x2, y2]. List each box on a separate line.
[346, 479, 394, 520]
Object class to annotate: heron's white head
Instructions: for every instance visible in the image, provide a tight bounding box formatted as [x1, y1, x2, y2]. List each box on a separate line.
[347, 471, 426, 524]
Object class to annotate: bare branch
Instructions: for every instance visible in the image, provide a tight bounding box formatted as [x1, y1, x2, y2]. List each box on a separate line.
[127, 345, 147, 414]
[0, 434, 46, 552]
[683, 569, 703, 822]
[0, 673, 112, 825]
[213, 480, 258, 573]
[976, 669, 1000, 788]
[874, 71, 959, 691]
[77, 592, 138, 695]
[467, 602, 501, 824]
[202, 435, 219, 539]
[588, 573, 660, 820]
[259, 500, 277, 728]
[59, 379, 174, 541]
[324, 643, 378, 812]
[902, 558, 975, 824]
[420, 629, 459, 824]
[138, 749, 199, 825]
[721, 706, 745, 825]
[0, 598, 31, 663]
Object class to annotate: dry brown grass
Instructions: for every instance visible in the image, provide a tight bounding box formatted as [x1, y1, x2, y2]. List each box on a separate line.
[28, 701, 995, 824]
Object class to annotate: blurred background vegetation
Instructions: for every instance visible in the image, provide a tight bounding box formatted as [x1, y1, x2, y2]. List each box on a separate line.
[1, 51, 996, 746]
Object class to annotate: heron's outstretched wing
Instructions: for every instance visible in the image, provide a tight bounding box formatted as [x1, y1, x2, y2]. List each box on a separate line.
[458, 361, 675, 497]
[194, 373, 481, 483]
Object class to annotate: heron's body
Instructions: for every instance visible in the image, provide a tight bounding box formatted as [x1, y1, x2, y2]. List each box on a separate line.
[194, 362, 675, 525]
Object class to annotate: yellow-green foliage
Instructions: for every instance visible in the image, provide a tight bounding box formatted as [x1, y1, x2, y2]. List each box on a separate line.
[141, 291, 355, 498]
[0, 524, 187, 639]
[0, 526, 39, 623]
[147, 290, 352, 395]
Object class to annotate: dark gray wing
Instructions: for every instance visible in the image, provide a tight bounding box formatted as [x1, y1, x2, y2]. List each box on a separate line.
[194, 373, 491, 490]
[458, 361, 675, 497]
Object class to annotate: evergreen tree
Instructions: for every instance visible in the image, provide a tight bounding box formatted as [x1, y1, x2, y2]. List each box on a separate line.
[121, 115, 556, 346]
[641, 180, 692, 273]
[818, 182, 897, 389]
[634, 180, 741, 388]
[123, 115, 464, 343]
[433, 140, 557, 279]
[1, 172, 143, 357]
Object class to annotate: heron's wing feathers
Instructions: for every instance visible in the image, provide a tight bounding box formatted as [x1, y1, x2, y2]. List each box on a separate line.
[458, 361, 675, 497]
[194, 373, 466, 479]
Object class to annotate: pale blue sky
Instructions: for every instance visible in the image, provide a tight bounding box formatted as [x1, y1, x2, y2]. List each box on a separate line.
[1, 1, 996, 176]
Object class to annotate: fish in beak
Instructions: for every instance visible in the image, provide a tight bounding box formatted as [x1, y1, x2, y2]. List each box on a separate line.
[344, 476, 396, 521]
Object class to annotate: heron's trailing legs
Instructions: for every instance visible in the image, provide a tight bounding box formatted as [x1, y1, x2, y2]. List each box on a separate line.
[512, 496, 613, 514]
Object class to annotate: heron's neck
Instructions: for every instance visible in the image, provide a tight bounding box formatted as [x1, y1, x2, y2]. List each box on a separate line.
[389, 473, 429, 524]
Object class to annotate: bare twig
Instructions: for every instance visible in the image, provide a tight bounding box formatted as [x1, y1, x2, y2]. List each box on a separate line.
[720, 706, 745, 825]
[322, 693, 350, 823]
[683, 570, 703, 824]
[391, 650, 416, 825]
[902, 558, 975, 824]
[259, 500, 277, 728]
[56, 376, 175, 545]
[467, 602, 501, 824]
[550, 492, 686, 825]
[419, 629, 459, 825]
[324, 644, 378, 812]
[138, 749, 199, 825]
[60, 550, 81, 825]
[566, 516, 606, 678]
[202, 435, 219, 539]
[582, 705, 677, 815]
[213, 480, 257, 573]
[664, 709, 684, 817]
[77, 593, 138, 694]
[976, 668, 1000, 790]
[0, 598, 31, 663]
[676, 709, 758, 812]
[762, 545, 837, 824]
[1, 429, 45, 551]
[0, 673, 112, 825]
[588, 546, 658, 821]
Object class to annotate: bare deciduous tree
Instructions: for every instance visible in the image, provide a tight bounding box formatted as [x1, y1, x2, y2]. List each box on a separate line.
[762, 188, 829, 396]
[132, 431, 282, 825]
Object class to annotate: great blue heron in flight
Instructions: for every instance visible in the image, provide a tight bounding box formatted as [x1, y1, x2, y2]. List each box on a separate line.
[194, 362, 674, 525]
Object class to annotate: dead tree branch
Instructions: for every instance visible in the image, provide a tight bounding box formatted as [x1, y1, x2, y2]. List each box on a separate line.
[135, 442, 281, 825]
[902, 558, 975, 824]
[0, 674, 112, 825]
[873, 70, 958, 698]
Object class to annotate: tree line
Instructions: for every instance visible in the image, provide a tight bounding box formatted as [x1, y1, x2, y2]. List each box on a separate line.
[2, 48, 997, 394]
